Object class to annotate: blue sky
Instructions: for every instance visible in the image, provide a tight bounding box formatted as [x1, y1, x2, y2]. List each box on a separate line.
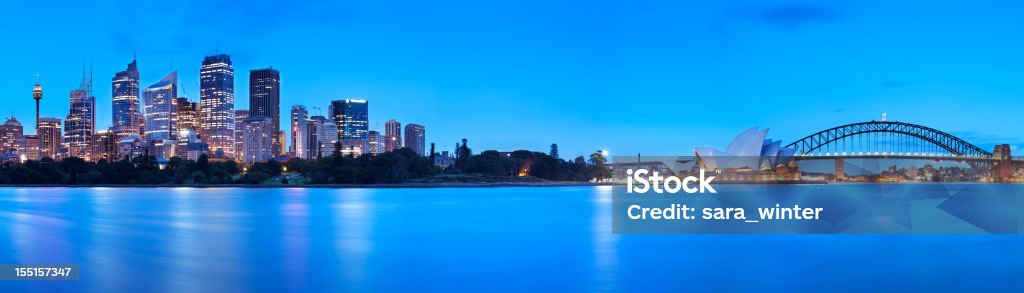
[2, 0, 1023, 159]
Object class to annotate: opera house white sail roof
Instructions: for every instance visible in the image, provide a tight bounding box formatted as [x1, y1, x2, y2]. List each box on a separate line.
[694, 127, 798, 171]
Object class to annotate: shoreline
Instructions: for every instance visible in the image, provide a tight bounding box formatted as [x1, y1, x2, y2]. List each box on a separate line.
[0, 181, 612, 189]
[0, 180, 1013, 188]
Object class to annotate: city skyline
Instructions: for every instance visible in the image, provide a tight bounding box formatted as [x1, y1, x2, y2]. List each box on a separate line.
[5, 1, 1024, 158]
[0, 51, 438, 162]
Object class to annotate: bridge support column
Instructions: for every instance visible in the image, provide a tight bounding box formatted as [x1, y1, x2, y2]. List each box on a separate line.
[993, 144, 1012, 181]
[835, 158, 845, 181]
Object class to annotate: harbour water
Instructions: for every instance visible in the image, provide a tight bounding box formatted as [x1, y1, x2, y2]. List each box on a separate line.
[0, 186, 1021, 291]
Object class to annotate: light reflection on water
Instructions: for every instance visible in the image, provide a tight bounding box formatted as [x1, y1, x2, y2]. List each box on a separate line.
[0, 186, 1021, 292]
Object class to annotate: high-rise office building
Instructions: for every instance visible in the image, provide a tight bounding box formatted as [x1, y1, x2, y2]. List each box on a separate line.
[404, 123, 425, 156]
[384, 119, 401, 152]
[290, 105, 308, 159]
[143, 72, 178, 142]
[23, 135, 40, 161]
[38, 118, 62, 159]
[64, 71, 96, 159]
[367, 130, 384, 155]
[0, 117, 23, 155]
[249, 68, 281, 155]
[329, 99, 368, 156]
[305, 116, 322, 158]
[176, 97, 199, 132]
[234, 110, 249, 160]
[112, 58, 142, 140]
[309, 115, 337, 158]
[90, 129, 117, 162]
[241, 116, 275, 163]
[199, 54, 235, 159]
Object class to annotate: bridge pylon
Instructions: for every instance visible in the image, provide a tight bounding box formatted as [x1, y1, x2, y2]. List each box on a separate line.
[993, 144, 1012, 181]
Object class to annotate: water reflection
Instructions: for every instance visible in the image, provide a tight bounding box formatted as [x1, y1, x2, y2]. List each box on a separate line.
[0, 186, 1022, 292]
[281, 188, 310, 291]
[333, 189, 374, 291]
[591, 186, 619, 292]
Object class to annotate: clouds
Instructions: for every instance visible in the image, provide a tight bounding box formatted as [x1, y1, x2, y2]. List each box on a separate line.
[757, 3, 842, 27]
[718, 2, 842, 29]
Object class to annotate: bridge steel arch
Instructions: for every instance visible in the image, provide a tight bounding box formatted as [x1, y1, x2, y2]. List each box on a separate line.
[785, 121, 992, 158]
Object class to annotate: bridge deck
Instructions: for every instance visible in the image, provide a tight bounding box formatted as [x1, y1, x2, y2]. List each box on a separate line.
[793, 154, 1024, 162]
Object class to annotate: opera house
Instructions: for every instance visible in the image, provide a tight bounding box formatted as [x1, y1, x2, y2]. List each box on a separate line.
[694, 127, 800, 180]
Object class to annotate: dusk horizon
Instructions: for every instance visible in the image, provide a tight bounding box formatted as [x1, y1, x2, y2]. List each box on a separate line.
[6, 1, 1024, 159]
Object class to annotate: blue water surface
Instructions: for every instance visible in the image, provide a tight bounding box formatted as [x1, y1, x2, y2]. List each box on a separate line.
[0, 186, 1021, 292]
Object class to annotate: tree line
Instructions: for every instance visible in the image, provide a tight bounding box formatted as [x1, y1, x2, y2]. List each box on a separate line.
[0, 139, 610, 185]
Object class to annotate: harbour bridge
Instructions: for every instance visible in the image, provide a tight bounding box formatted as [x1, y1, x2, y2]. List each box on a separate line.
[785, 121, 1020, 179]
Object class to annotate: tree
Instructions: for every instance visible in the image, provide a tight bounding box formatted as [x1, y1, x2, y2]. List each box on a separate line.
[588, 150, 611, 182]
[429, 143, 436, 162]
[456, 138, 472, 170]
[550, 143, 559, 159]
[197, 154, 210, 175]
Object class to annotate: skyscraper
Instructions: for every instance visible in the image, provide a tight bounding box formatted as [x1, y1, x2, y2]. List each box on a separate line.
[249, 67, 281, 155]
[290, 105, 308, 159]
[176, 97, 199, 132]
[200, 54, 235, 159]
[112, 58, 141, 140]
[384, 119, 401, 152]
[90, 129, 117, 162]
[404, 123, 426, 156]
[367, 130, 384, 155]
[0, 117, 23, 155]
[305, 116, 322, 158]
[38, 118, 62, 159]
[330, 99, 368, 156]
[143, 72, 178, 142]
[234, 110, 249, 160]
[309, 115, 337, 158]
[23, 135, 40, 161]
[64, 71, 96, 159]
[241, 116, 274, 163]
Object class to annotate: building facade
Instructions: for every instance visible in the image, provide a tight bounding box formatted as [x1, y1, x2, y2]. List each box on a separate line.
[329, 99, 368, 156]
[143, 72, 178, 142]
[111, 58, 142, 140]
[90, 129, 117, 161]
[38, 118, 62, 159]
[308, 115, 337, 158]
[0, 117, 23, 155]
[249, 68, 281, 155]
[234, 110, 249, 161]
[65, 77, 96, 159]
[241, 116, 275, 163]
[174, 129, 208, 161]
[117, 135, 145, 159]
[290, 105, 308, 159]
[384, 119, 401, 152]
[176, 97, 199, 132]
[199, 54, 235, 159]
[404, 123, 425, 156]
[367, 130, 384, 155]
[23, 135, 40, 161]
